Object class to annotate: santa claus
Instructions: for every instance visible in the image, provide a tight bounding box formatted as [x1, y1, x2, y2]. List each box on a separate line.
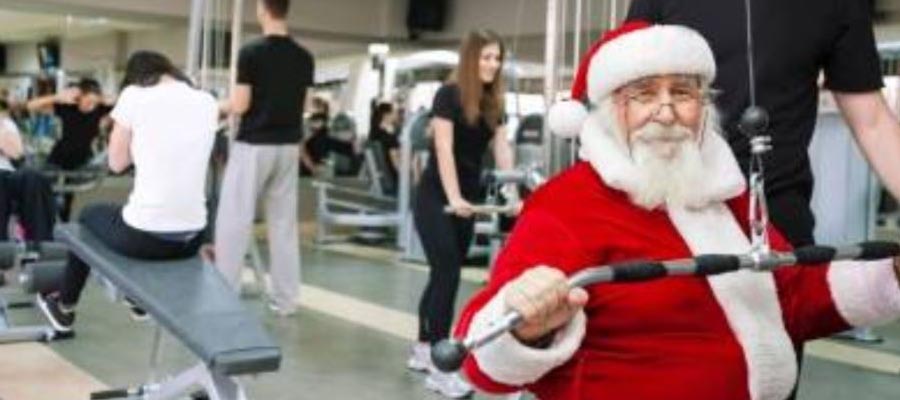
[453, 21, 900, 400]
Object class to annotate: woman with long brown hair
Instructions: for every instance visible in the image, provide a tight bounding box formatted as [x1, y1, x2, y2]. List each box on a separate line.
[408, 30, 517, 398]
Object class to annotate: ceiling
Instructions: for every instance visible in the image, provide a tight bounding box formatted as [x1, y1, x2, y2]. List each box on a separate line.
[0, 9, 157, 43]
[3, 1, 900, 59]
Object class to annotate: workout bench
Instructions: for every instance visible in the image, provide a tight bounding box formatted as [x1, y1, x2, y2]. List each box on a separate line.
[57, 224, 281, 400]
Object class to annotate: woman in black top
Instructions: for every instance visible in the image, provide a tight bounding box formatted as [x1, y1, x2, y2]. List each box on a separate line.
[407, 30, 517, 398]
[368, 102, 400, 191]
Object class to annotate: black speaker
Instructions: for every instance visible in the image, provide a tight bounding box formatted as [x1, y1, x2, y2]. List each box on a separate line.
[0, 45, 6, 74]
[407, 0, 448, 35]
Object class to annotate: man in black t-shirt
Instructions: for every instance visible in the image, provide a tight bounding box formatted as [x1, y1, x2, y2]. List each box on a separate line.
[28, 79, 112, 170]
[215, 0, 314, 316]
[27, 78, 113, 221]
[628, 2, 900, 398]
[628, 0, 900, 248]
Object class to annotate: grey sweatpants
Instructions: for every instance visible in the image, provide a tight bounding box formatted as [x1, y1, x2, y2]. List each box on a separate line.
[215, 142, 300, 309]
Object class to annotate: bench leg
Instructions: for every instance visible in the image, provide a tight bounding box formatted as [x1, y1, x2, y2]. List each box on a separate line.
[0, 296, 56, 343]
[0, 325, 55, 343]
[147, 363, 247, 400]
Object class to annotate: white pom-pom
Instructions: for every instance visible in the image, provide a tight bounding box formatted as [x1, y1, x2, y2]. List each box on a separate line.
[547, 100, 588, 138]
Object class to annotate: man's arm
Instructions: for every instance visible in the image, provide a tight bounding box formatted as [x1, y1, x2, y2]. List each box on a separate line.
[225, 84, 251, 116]
[834, 91, 900, 201]
[26, 87, 79, 113]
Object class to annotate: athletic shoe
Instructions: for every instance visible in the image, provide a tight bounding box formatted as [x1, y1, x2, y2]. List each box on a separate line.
[425, 369, 474, 399]
[406, 342, 432, 372]
[36, 292, 74, 333]
[267, 301, 297, 317]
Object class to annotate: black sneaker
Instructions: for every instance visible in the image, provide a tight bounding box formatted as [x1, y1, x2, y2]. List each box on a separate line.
[123, 297, 149, 322]
[36, 292, 74, 333]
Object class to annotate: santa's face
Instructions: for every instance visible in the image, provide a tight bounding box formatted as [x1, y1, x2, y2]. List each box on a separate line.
[597, 74, 710, 208]
[613, 74, 704, 160]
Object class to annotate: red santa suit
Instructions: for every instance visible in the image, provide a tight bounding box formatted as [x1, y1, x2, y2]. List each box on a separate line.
[453, 23, 900, 400]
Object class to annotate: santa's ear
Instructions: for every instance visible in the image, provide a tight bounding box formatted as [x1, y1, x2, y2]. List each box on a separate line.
[547, 99, 588, 139]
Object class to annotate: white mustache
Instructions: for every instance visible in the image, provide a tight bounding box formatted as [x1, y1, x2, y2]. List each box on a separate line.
[632, 123, 693, 143]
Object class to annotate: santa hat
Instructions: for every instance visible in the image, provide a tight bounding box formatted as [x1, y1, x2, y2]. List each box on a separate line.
[548, 21, 718, 138]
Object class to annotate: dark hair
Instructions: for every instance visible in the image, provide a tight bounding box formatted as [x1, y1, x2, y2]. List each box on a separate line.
[370, 102, 394, 130]
[452, 30, 506, 129]
[120, 51, 192, 90]
[78, 78, 102, 95]
[261, 0, 290, 19]
[311, 97, 330, 116]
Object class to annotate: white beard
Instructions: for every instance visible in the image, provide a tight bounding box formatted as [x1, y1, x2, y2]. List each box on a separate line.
[578, 99, 735, 211]
[628, 123, 707, 210]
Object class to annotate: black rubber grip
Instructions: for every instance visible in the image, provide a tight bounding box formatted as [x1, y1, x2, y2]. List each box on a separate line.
[858, 241, 900, 260]
[793, 245, 837, 265]
[611, 261, 667, 282]
[91, 389, 134, 399]
[694, 255, 741, 275]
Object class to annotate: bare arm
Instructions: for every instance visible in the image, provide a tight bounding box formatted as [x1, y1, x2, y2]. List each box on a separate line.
[0, 122, 23, 160]
[433, 117, 464, 201]
[389, 148, 401, 173]
[224, 84, 251, 116]
[492, 125, 522, 213]
[299, 136, 319, 174]
[26, 87, 79, 113]
[26, 94, 60, 113]
[492, 126, 515, 171]
[834, 91, 900, 201]
[107, 121, 133, 173]
[895, 257, 900, 291]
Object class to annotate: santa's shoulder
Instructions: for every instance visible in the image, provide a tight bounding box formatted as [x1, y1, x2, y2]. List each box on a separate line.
[524, 162, 626, 215]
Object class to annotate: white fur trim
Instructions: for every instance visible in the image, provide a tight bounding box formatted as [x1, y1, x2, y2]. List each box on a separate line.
[588, 25, 716, 103]
[469, 287, 587, 386]
[548, 100, 588, 138]
[668, 205, 797, 400]
[578, 110, 745, 208]
[827, 259, 900, 327]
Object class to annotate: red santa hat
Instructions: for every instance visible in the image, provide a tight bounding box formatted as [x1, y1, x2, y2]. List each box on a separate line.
[547, 21, 718, 138]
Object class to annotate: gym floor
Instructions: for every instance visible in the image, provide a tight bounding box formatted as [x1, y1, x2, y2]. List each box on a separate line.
[1, 178, 900, 399]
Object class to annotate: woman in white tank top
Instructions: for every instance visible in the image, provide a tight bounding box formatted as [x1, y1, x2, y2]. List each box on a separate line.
[37, 51, 219, 333]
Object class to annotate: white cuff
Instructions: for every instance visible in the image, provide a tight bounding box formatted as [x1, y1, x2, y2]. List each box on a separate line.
[469, 287, 586, 386]
[828, 259, 900, 327]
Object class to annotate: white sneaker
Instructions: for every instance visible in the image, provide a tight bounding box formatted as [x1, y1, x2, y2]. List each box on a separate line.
[425, 369, 474, 399]
[267, 301, 297, 317]
[406, 342, 432, 372]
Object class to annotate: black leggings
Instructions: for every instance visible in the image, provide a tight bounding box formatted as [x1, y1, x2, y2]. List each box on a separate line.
[58, 203, 202, 306]
[414, 180, 477, 344]
[0, 169, 56, 242]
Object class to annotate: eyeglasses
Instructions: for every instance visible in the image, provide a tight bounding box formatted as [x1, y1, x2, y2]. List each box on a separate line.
[619, 76, 710, 120]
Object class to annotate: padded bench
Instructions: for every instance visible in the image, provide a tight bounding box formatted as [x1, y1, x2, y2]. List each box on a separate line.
[57, 224, 281, 399]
